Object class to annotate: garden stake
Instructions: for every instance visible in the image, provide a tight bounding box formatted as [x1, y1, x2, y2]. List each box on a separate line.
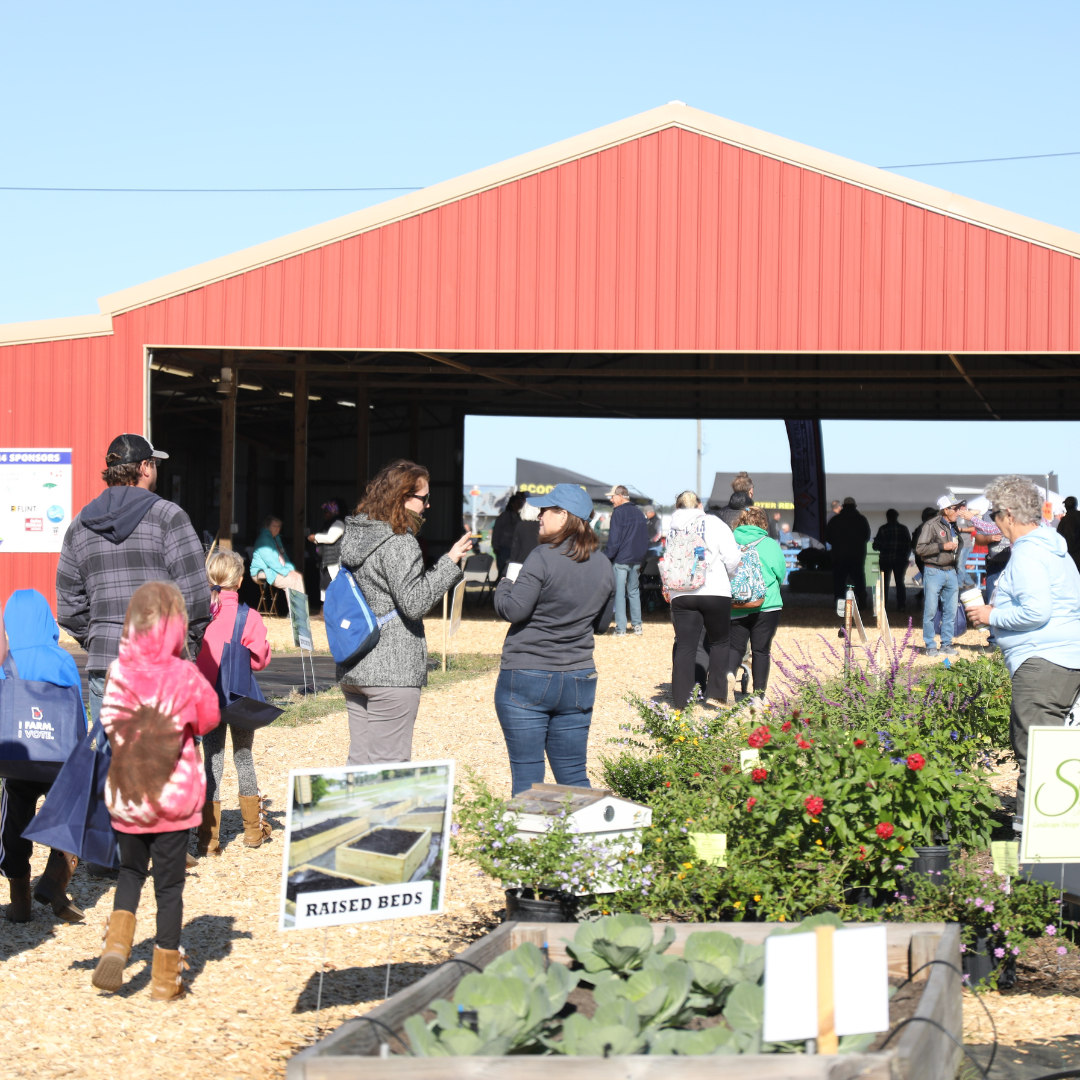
[844, 589, 854, 669]
[442, 593, 448, 672]
[315, 926, 328, 1037]
[385, 918, 397, 999]
[815, 925, 839, 1054]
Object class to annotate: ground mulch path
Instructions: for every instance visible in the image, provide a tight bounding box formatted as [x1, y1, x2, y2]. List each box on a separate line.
[3, 599, 1062, 1078]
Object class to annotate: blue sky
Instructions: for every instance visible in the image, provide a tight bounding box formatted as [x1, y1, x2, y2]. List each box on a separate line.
[4, 1, 1079, 493]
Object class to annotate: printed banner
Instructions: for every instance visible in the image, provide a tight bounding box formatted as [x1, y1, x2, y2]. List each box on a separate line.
[287, 589, 313, 651]
[0, 449, 73, 553]
[1021, 727, 1080, 863]
[280, 761, 454, 930]
[784, 421, 826, 542]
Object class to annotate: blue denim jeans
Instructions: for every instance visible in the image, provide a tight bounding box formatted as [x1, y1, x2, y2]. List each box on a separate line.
[88, 670, 107, 725]
[494, 669, 597, 796]
[922, 566, 959, 649]
[613, 563, 642, 633]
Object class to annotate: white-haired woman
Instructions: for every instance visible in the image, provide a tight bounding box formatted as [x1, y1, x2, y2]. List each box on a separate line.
[666, 490, 742, 709]
[967, 475, 1080, 834]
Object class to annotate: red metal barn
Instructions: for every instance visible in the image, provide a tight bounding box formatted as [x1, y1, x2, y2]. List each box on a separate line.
[2, 102, 1079, 604]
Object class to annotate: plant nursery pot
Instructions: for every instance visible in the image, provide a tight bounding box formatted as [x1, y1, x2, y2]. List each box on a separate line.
[503, 887, 582, 923]
[842, 885, 889, 908]
[962, 930, 1016, 990]
[907, 845, 951, 886]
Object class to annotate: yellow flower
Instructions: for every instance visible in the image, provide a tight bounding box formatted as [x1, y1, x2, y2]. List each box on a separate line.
[733, 901, 742, 909]
[815, 839, 823, 846]
[811, 817, 820, 823]
[682, 862, 693, 869]
[899, 845, 905, 852]
[754, 895, 761, 902]
[693, 739, 700, 746]
[678, 873, 686, 880]
[778, 914, 787, 922]
[654, 838, 663, 845]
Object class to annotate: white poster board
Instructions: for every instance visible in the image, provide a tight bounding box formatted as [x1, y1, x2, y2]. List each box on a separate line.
[1021, 727, 1080, 863]
[449, 579, 466, 639]
[0, 449, 73, 553]
[280, 761, 455, 930]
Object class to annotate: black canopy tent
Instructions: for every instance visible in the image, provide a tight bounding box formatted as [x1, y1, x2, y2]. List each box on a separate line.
[515, 459, 651, 505]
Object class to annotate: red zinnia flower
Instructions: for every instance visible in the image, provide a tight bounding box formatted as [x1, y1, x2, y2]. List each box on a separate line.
[797, 738, 813, 750]
[745, 796, 757, 811]
[751, 768, 768, 783]
[854, 739, 866, 748]
[693, 772, 700, 777]
[804, 795, 824, 815]
[781, 720, 793, 733]
[876, 822, 894, 840]
[665, 782, 671, 787]
[857, 845, 867, 861]
[721, 764, 732, 775]
[747, 725, 771, 749]
[906, 753, 926, 771]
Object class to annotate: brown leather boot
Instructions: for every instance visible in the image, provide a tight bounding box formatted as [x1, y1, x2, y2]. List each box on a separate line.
[196, 800, 221, 856]
[33, 850, 84, 922]
[5, 874, 32, 923]
[91, 910, 137, 992]
[150, 945, 189, 1002]
[239, 794, 272, 848]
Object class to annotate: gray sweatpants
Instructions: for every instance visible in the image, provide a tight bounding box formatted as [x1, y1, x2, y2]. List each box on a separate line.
[1011, 657, 1080, 822]
[344, 686, 422, 765]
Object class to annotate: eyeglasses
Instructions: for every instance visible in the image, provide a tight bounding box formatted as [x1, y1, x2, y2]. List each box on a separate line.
[406, 492, 431, 507]
[990, 508, 1007, 521]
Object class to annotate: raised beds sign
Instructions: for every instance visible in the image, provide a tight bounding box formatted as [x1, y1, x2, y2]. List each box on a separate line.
[279, 761, 454, 930]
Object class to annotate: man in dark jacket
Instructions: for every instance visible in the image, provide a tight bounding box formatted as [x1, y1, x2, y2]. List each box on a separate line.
[56, 434, 211, 724]
[605, 485, 649, 636]
[825, 496, 871, 608]
[715, 471, 755, 529]
[915, 496, 964, 657]
[872, 509, 912, 611]
[490, 493, 524, 580]
[1058, 496, 1080, 575]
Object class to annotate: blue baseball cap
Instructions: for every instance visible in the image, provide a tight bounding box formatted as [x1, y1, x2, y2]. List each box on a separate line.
[526, 483, 593, 520]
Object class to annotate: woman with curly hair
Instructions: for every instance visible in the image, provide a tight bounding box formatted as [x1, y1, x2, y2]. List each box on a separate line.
[338, 460, 472, 764]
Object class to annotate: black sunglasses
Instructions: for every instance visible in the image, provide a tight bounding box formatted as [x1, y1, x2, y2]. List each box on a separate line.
[406, 493, 431, 507]
[990, 507, 1007, 521]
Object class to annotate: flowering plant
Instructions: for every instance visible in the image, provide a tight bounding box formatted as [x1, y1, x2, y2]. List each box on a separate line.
[452, 772, 654, 901]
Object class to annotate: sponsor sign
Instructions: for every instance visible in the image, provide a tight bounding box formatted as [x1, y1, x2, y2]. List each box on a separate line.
[1021, 727, 1080, 862]
[0, 449, 72, 553]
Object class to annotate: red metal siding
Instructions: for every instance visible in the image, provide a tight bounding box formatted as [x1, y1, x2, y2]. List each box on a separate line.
[126, 127, 1080, 353]
[0, 334, 143, 606]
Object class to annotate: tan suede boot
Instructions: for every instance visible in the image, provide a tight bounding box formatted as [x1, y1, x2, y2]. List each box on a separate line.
[33, 850, 84, 922]
[196, 800, 221, 856]
[91, 910, 137, 992]
[6, 874, 32, 923]
[239, 794, 272, 848]
[150, 945, 189, 1001]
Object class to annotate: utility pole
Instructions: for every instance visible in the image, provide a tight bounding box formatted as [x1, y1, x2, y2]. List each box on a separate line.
[696, 419, 702, 497]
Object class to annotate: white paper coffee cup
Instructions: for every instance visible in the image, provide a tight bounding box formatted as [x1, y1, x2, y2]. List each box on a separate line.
[960, 587, 983, 610]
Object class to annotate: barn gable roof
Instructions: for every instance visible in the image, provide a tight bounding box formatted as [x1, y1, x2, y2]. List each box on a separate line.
[4, 101, 1080, 346]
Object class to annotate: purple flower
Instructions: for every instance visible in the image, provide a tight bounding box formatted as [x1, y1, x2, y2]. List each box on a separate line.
[450, 822, 460, 835]
[973, 897, 984, 907]
[993, 924, 1000, 932]
[1012, 947, 1020, 956]
[1058, 946, 1068, 956]
[994, 947, 1005, 959]
[1047, 925, 1058, 936]
[983, 902, 995, 914]
[959, 944, 967, 954]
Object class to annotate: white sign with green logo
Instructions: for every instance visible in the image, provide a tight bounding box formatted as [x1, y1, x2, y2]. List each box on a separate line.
[1020, 727, 1080, 863]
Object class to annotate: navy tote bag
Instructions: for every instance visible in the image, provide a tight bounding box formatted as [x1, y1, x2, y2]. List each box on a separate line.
[22, 719, 119, 867]
[0, 654, 88, 783]
[216, 603, 282, 730]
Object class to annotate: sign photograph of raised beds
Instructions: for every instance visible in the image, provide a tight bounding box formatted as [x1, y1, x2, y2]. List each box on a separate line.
[280, 762, 454, 931]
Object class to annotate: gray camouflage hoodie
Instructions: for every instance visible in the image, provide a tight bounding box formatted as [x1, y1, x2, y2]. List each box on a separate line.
[336, 513, 463, 689]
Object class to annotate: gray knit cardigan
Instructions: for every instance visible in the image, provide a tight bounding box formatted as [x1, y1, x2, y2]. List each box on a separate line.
[336, 514, 463, 689]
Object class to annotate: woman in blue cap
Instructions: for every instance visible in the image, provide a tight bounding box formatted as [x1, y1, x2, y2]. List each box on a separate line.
[0, 589, 86, 923]
[493, 483, 615, 796]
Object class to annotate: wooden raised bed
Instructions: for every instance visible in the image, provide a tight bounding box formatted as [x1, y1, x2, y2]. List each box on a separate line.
[368, 797, 416, 824]
[286, 920, 961, 1080]
[284, 864, 380, 919]
[399, 806, 446, 831]
[289, 814, 371, 868]
[334, 826, 431, 885]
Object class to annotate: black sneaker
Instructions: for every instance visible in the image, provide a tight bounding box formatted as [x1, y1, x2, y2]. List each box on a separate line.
[940, 645, 959, 656]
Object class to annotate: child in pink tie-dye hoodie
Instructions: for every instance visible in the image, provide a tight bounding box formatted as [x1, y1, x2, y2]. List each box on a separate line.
[91, 581, 220, 1001]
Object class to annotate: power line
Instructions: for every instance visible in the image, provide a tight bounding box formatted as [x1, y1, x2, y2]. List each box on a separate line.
[880, 150, 1080, 169]
[0, 185, 424, 193]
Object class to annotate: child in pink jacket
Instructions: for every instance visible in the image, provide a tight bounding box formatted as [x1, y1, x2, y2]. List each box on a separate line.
[91, 581, 219, 1001]
[195, 550, 272, 854]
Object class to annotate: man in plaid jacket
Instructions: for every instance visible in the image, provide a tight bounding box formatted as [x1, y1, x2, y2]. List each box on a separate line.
[56, 434, 212, 724]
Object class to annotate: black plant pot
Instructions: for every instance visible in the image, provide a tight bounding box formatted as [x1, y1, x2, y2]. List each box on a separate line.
[908, 845, 951, 885]
[503, 887, 582, 923]
[962, 930, 1017, 990]
[842, 886, 890, 908]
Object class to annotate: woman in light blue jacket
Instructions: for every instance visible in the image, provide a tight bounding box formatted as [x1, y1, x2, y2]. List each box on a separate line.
[250, 516, 304, 593]
[968, 475, 1080, 835]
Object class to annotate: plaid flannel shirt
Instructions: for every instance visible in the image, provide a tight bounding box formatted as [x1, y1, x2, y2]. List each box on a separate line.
[56, 498, 212, 670]
[872, 521, 912, 564]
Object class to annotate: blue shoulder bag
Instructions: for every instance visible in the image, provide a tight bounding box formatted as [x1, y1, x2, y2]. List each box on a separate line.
[216, 603, 283, 730]
[323, 565, 397, 668]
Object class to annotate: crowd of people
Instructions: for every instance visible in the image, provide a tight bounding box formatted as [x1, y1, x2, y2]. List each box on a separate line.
[5, 437, 1080, 1001]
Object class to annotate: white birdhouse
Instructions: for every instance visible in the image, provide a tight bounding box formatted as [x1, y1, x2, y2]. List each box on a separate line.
[506, 783, 651, 844]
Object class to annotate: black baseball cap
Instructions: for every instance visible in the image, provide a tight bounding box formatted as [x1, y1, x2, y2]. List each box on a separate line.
[105, 434, 169, 466]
